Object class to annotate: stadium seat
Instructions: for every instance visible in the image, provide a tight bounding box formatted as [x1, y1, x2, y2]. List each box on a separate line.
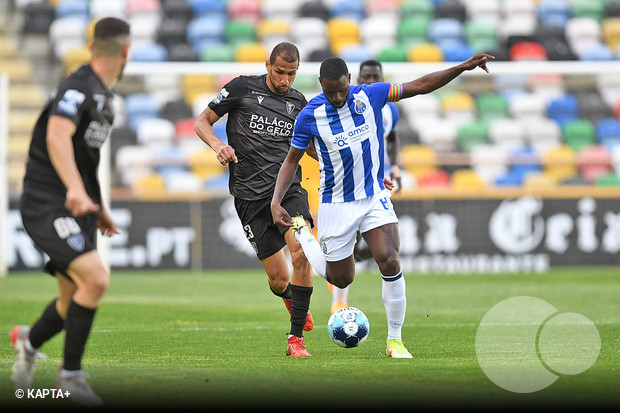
[261, 0, 301, 21]
[602, 17, 620, 51]
[158, 18, 189, 48]
[440, 41, 474, 62]
[125, 93, 160, 132]
[579, 43, 614, 60]
[457, 120, 489, 153]
[188, 148, 227, 180]
[115, 145, 156, 187]
[398, 17, 430, 45]
[22, 1, 55, 34]
[578, 145, 612, 183]
[562, 119, 597, 152]
[227, 0, 262, 24]
[537, 0, 570, 28]
[61, 46, 90, 75]
[465, 20, 498, 53]
[299, 0, 330, 20]
[523, 171, 559, 187]
[576, 91, 613, 122]
[510, 41, 548, 61]
[234, 42, 268, 62]
[488, 119, 526, 151]
[565, 17, 603, 56]
[508, 93, 547, 120]
[596, 117, 620, 150]
[542, 145, 577, 183]
[329, 0, 365, 21]
[408, 42, 443, 62]
[451, 168, 486, 188]
[476, 93, 508, 121]
[327, 18, 360, 44]
[55, 0, 89, 19]
[49, 16, 89, 61]
[257, 19, 290, 42]
[161, 0, 193, 21]
[136, 118, 176, 147]
[595, 172, 620, 186]
[604, 1, 620, 18]
[417, 168, 451, 186]
[376, 44, 408, 62]
[168, 43, 199, 61]
[547, 94, 580, 126]
[523, 117, 563, 154]
[429, 18, 464, 45]
[399, 94, 441, 130]
[163, 170, 203, 192]
[365, 0, 400, 20]
[470, 144, 509, 185]
[133, 172, 166, 195]
[189, 0, 227, 18]
[131, 43, 168, 62]
[339, 44, 374, 62]
[360, 15, 399, 54]
[463, 0, 500, 25]
[222, 20, 254, 47]
[200, 43, 236, 62]
[416, 118, 458, 152]
[571, 0, 604, 22]
[500, 15, 537, 48]
[401, 0, 435, 21]
[528, 73, 565, 102]
[543, 38, 578, 61]
[186, 15, 226, 53]
[400, 144, 437, 180]
[441, 91, 476, 125]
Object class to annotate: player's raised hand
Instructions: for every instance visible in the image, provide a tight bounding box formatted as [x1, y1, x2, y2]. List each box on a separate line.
[461, 54, 495, 73]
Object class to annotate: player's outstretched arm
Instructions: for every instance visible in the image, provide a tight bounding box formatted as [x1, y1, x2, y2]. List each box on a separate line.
[194, 107, 238, 165]
[401, 54, 494, 99]
[271, 146, 306, 227]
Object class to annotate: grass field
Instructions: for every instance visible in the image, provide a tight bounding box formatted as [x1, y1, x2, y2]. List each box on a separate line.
[0, 267, 618, 411]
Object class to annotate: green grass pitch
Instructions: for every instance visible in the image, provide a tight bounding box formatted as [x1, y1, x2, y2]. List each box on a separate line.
[0, 267, 618, 410]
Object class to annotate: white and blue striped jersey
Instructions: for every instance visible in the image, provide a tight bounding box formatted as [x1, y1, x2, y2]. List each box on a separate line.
[381, 102, 399, 175]
[292, 82, 402, 204]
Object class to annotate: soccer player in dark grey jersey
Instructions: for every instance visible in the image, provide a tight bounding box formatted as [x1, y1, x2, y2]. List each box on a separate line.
[195, 42, 315, 356]
[11, 17, 130, 406]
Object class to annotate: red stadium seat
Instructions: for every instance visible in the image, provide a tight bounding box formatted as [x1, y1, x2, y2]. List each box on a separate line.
[509, 41, 547, 61]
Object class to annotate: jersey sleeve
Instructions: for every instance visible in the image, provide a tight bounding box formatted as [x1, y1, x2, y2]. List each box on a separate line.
[208, 76, 245, 117]
[387, 102, 400, 131]
[291, 110, 313, 150]
[49, 78, 91, 126]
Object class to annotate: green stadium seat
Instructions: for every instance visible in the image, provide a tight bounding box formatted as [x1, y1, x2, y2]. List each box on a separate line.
[571, 0, 604, 21]
[457, 120, 489, 153]
[562, 119, 596, 152]
[375, 44, 408, 62]
[595, 172, 620, 186]
[476, 93, 508, 121]
[465, 20, 498, 53]
[200, 43, 236, 62]
[224, 20, 256, 46]
[401, 0, 434, 21]
[397, 17, 430, 45]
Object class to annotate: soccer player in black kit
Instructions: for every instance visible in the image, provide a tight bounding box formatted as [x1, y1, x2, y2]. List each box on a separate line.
[194, 42, 315, 356]
[10, 17, 130, 406]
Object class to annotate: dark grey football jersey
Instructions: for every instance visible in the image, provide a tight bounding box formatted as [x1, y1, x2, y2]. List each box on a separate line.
[23, 64, 114, 204]
[208, 74, 307, 200]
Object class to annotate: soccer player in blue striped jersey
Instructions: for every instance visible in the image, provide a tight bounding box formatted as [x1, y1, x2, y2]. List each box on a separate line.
[271, 54, 493, 358]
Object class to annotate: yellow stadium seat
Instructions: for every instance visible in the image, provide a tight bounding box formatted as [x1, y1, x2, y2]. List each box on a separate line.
[9, 110, 38, 135]
[235, 42, 268, 62]
[257, 19, 290, 39]
[400, 144, 437, 179]
[602, 17, 620, 51]
[451, 168, 486, 188]
[0, 36, 18, 58]
[0, 59, 33, 81]
[132, 172, 166, 194]
[9, 84, 46, 109]
[523, 172, 558, 188]
[8, 133, 31, 156]
[441, 91, 476, 112]
[62, 46, 91, 76]
[408, 43, 443, 62]
[188, 149, 226, 180]
[327, 18, 360, 43]
[181, 74, 216, 107]
[542, 145, 577, 182]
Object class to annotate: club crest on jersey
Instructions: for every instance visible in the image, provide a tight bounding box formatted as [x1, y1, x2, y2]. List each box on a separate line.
[354, 98, 366, 114]
[286, 101, 295, 114]
[212, 88, 229, 104]
[67, 234, 85, 252]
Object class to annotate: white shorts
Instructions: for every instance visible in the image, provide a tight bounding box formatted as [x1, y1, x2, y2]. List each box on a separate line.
[317, 190, 398, 262]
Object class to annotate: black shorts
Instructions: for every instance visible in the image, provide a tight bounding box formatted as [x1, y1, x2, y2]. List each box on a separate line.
[19, 191, 97, 277]
[234, 183, 314, 260]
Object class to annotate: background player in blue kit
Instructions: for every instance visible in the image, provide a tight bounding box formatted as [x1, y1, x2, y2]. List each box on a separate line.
[271, 54, 493, 358]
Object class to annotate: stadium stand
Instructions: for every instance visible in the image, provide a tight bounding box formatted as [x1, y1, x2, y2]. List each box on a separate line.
[2, 0, 620, 199]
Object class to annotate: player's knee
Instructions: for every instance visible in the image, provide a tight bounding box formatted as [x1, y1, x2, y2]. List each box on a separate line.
[328, 274, 354, 289]
[86, 270, 110, 299]
[376, 253, 400, 276]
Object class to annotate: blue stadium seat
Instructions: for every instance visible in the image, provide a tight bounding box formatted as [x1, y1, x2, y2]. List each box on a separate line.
[547, 94, 579, 126]
[339, 44, 374, 62]
[125, 93, 160, 132]
[537, 0, 570, 28]
[429, 18, 464, 44]
[329, 0, 365, 21]
[55, 0, 90, 19]
[440, 40, 474, 62]
[596, 118, 620, 150]
[188, 0, 227, 18]
[131, 43, 169, 62]
[187, 15, 226, 53]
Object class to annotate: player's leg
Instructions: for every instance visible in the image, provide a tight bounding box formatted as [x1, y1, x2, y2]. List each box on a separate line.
[55, 250, 108, 406]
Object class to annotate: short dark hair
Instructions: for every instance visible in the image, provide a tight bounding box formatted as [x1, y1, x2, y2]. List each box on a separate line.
[319, 57, 349, 81]
[359, 59, 382, 73]
[93, 17, 130, 57]
[270, 42, 300, 64]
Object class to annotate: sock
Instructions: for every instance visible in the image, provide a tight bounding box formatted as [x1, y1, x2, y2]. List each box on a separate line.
[295, 231, 327, 278]
[288, 284, 313, 338]
[270, 282, 292, 300]
[28, 298, 65, 349]
[381, 272, 406, 342]
[63, 300, 96, 371]
[332, 286, 349, 305]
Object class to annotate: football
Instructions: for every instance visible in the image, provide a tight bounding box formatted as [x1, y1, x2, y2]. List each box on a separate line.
[327, 306, 370, 348]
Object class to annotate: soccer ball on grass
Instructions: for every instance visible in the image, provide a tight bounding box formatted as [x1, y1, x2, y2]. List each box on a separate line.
[327, 306, 369, 348]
